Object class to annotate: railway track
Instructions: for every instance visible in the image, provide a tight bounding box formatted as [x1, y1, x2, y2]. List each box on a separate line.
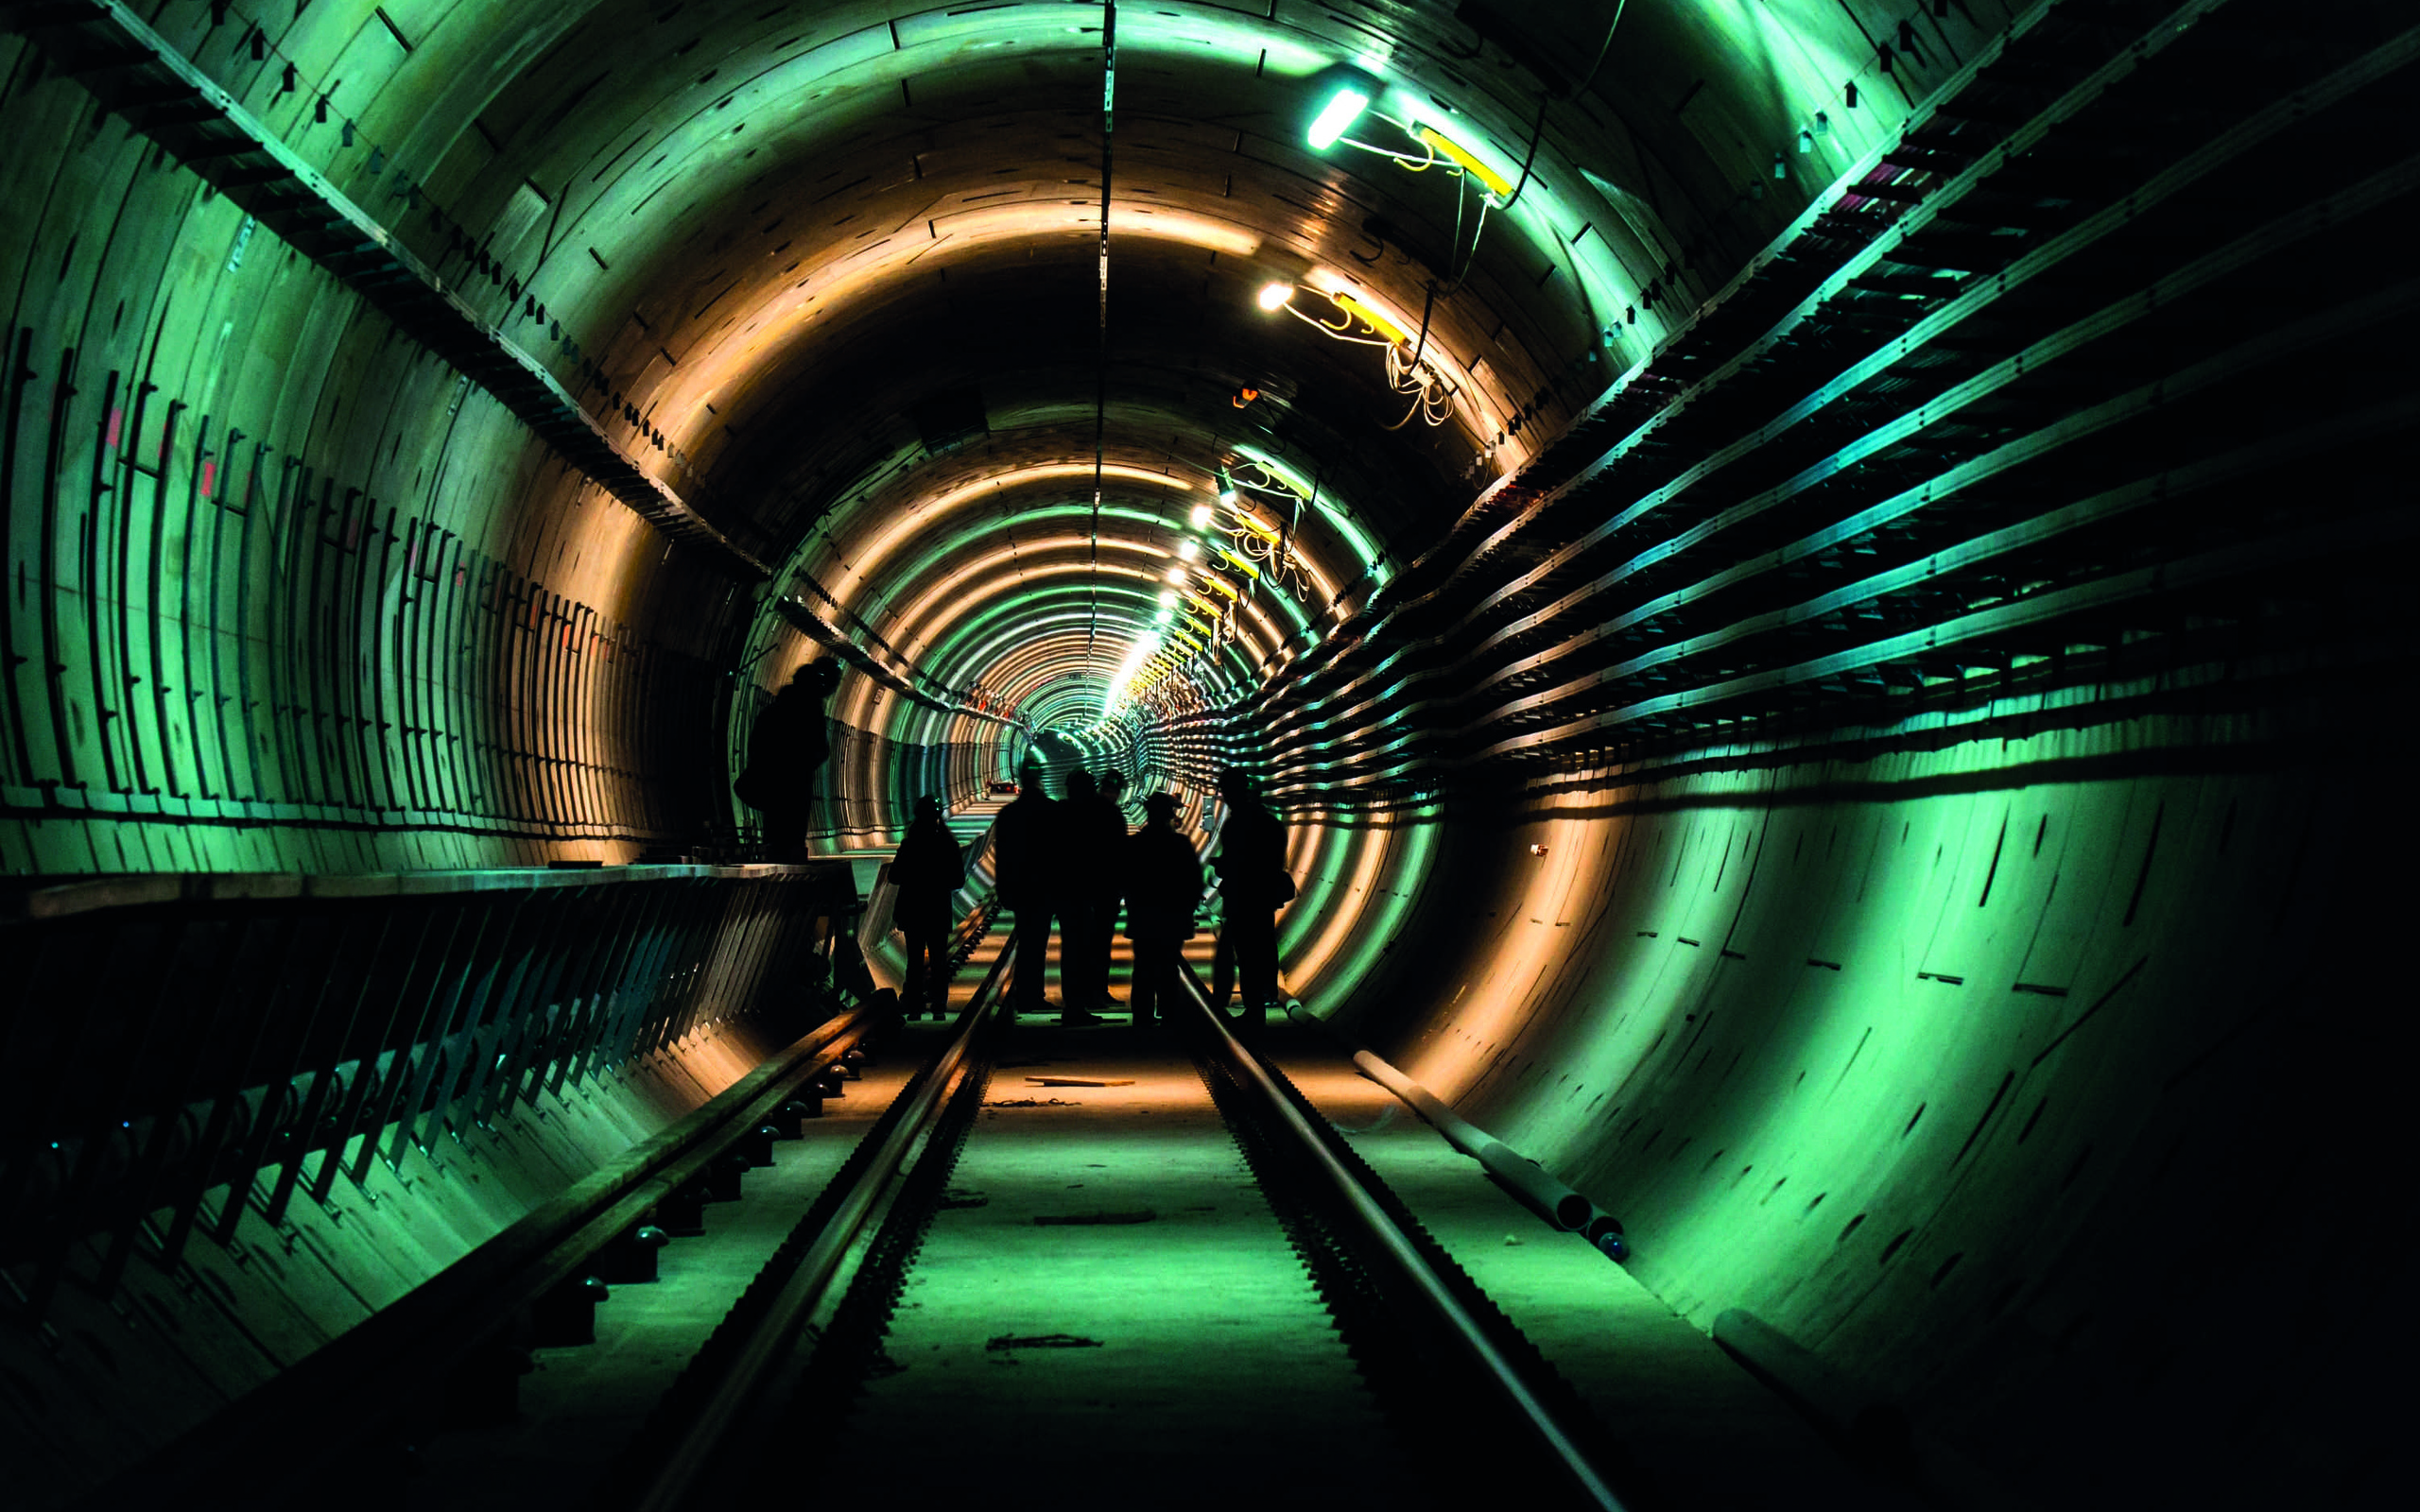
[96, 906, 1887, 1511]
[549, 928, 1636, 1510]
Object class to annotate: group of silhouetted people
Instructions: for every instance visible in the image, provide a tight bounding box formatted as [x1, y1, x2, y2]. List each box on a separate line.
[741, 659, 1295, 1026]
[992, 763, 1293, 1031]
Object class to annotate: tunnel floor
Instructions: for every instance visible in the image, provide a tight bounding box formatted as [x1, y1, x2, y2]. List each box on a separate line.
[363, 913, 1893, 1508]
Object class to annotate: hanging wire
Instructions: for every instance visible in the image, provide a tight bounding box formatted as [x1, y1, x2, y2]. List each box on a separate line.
[1085, 0, 1117, 699]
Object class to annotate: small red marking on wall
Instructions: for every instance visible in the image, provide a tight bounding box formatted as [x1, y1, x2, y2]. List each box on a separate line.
[105, 407, 123, 449]
[199, 461, 216, 499]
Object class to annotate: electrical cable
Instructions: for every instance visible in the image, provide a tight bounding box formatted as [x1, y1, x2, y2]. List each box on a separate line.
[1575, 0, 1629, 97]
[1085, 1, 1116, 700]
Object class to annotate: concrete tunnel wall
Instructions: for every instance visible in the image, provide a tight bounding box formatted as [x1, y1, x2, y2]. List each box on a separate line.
[2, 1, 2409, 1504]
[1322, 692, 2403, 1502]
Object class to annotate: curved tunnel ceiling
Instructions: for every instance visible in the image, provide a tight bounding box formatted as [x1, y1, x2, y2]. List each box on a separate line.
[185, 0, 1973, 756]
[6, 1, 2413, 1503]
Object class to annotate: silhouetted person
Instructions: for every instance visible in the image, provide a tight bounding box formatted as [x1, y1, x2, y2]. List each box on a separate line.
[1212, 767, 1293, 1032]
[890, 796, 964, 1018]
[738, 659, 841, 862]
[1124, 792, 1203, 1031]
[992, 760, 1063, 1017]
[1059, 770, 1128, 1018]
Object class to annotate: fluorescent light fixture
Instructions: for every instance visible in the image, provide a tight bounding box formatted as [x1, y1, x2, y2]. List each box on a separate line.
[1256, 282, 1294, 311]
[1305, 65, 1380, 150]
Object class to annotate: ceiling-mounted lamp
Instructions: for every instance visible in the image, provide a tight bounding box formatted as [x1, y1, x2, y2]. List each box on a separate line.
[1177, 540, 1201, 561]
[1189, 501, 1215, 528]
[1256, 282, 1294, 312]
[1305, 64, 1381, 150]
[1412, 126, 1513, 197]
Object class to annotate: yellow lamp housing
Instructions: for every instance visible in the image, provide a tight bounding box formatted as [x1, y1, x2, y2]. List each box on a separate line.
[1214, 543, 1262, 580]
[1329, 292, 1409, 345]
[1415, 126, 1514, 198]
[1234, 509, 1284, 544]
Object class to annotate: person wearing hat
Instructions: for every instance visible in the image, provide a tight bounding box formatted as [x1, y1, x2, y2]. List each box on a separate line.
[1211, 767, 1293, 1033]
[993, 758, 1066, 1018]
[736, 658, 842, 863]
[890, 795, 964, 1017]
[1122, 791, 1203, 1031]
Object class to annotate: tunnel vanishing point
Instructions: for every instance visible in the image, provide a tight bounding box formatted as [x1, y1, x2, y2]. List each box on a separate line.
[0, 0, 2411, 1506]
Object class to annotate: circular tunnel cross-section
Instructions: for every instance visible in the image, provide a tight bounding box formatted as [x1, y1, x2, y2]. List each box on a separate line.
[0, 1, 2412, 1507]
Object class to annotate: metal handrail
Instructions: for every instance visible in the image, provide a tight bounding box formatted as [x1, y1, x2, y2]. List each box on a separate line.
[1172, 968, 1627, 1511]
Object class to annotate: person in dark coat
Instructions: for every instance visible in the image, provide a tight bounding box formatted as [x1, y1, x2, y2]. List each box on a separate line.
[1123, 792, 1203, 1031]
[992, 759, 1064, 1017]
[1212, 767, 1293, 1031]
[1058, 770, 1129, 1019]
[738, 659, 841, 863]
[890, 796, 964, 1018]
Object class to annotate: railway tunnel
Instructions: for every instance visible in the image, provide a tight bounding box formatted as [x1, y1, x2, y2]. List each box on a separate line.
[1, 0, 2411, 1505]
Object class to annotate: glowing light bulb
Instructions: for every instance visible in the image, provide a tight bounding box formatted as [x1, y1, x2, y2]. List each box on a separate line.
[1177, 540, 1200, 561]
[1165, 566, 1188, 585]
[1158, 590, 1179, 606]
[1256, 282, 1294, 312]
[1189, 502, 1215, 528]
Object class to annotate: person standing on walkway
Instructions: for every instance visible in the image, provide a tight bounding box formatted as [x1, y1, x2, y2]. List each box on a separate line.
[890, 796, 964, 1018]
[737, 659, 842, 862]
[1123, 792, 1203, 1032]
[1059, 769, 1128, 1019]
[1211, 767, 1293, 1033]
[993, 760, 1064, 1018]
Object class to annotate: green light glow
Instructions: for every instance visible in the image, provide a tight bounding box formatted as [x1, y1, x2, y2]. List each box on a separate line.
[1306, 84, 1372, 150]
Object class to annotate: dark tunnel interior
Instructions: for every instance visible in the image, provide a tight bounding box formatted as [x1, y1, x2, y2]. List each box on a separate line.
[2, 1, 2413, 1506]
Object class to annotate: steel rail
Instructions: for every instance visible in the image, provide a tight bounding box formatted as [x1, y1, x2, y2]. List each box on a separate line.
[1485, 503, 2420, 759]
[1171, 969, 1627, 1510]
[1445, 266, 2420, 736]
[78, 991, 890, 1508]
[622, 926, 1016, 1512]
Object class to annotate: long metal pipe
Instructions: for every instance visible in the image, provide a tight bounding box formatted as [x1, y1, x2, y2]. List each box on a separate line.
[1348, 1047, 1597, 1232]
[1175, 971, 1626, 1511]
[1291, 1007, 1626, 1255]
